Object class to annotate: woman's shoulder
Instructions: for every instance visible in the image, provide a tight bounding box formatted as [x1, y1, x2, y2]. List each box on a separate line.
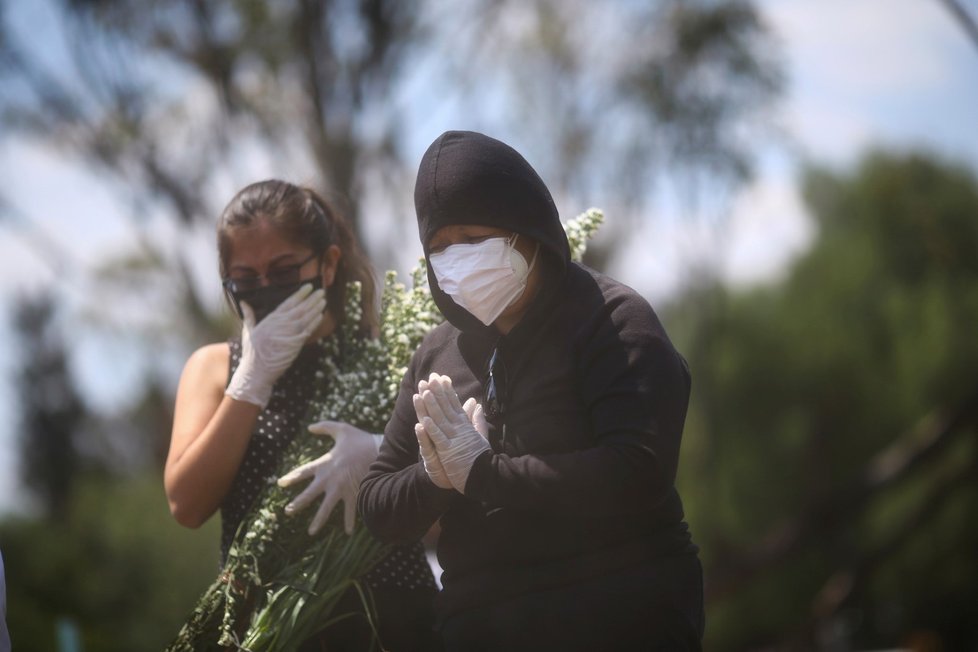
[179, 342, 232, 389]
[189, 341, 231, 366]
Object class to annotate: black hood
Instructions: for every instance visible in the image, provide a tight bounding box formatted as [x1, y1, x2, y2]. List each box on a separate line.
[414, 130, 570, 332]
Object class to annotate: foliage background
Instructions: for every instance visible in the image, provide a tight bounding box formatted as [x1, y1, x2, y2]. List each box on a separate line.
[1, 0, 977, 650]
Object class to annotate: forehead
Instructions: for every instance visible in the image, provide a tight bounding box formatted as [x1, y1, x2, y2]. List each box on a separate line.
[227, 220, 307, 267]
[428, 224, 513, 246]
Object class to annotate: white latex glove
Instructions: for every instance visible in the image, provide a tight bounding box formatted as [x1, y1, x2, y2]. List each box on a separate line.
[413, 378, 488, 490]
[417, 373, 491, 494]
[225, 284, 326, 408]
[277, 420, 383, 535]
[414, 422, 452, 489]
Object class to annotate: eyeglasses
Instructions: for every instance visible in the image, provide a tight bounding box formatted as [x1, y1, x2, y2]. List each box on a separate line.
[484, 346, 506, 422]
[222, 252, 320, 293]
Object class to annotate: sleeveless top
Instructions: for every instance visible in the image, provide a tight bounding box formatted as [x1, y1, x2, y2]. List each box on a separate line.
[221, 337, 436, 591]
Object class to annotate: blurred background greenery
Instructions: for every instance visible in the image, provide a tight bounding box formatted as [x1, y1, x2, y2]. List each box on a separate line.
[0, 0, 976, 650]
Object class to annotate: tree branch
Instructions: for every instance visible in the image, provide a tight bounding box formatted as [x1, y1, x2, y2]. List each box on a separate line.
[705, 387, 978, 602]
[936, 0, 978, 53]
[796, 447, 978, 646]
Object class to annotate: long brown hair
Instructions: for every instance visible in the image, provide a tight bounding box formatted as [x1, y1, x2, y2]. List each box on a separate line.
[217, 179, 378, 335]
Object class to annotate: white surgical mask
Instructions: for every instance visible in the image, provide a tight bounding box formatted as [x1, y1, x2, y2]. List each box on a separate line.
[429, 235, 539, 326]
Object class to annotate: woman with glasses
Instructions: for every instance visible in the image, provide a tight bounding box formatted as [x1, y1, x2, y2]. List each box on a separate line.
[359, 131, 704, 651]
[164, 179, 438, 651]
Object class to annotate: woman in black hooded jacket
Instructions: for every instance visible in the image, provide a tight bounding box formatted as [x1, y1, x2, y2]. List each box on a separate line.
[358, 130, 704, 651]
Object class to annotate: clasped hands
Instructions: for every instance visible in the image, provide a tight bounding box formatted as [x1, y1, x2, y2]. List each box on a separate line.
[414, 373, 490, 494]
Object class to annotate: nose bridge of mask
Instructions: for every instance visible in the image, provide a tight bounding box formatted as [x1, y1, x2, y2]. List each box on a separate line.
[428, 235, 535, 284]
[232, 276, 323, 323]
[431, 238, 510, 276]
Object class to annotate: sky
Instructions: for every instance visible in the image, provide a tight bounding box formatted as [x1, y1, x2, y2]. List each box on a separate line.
[614, 0, 978, 299]
[1, 0, 976, 515]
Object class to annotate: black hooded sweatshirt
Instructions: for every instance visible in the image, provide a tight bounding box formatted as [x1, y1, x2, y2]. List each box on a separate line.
[358, 130, 698, 621]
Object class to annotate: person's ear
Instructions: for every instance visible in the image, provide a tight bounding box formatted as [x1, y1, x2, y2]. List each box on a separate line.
[321, 244, 342, 287]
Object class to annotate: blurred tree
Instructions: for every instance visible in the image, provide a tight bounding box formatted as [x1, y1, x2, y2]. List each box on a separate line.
[936, 0, 978, 52]
[1, 474, 221, 652]
[0, 0, 783, 341]
[12, 293, 86, 520]
[423, 0, 783, 214]
[669, 151, 978, 650]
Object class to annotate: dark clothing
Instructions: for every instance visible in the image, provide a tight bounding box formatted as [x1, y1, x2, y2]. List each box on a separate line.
[298, 585, 442, 652]
[224, 338, 439, 651]
[439, 555, 704, 652]
[359, 261, 699, 620]
[220, 338, 328, 560]
[359, 129, 702, 644]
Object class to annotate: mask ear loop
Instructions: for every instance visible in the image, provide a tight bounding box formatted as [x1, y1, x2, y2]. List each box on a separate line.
[225, 286, 245, 319]
[526, 242, 540, 276]
[508, 234, 540, 282]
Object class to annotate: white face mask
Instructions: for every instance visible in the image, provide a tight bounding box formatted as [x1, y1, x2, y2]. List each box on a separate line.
[429, 235, 539, 326]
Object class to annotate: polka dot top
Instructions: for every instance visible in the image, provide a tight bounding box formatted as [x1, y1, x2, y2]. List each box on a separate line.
[221, 337, 436, 591]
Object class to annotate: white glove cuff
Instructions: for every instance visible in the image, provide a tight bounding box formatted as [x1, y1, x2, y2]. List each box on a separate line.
[225, 369, 272, 408]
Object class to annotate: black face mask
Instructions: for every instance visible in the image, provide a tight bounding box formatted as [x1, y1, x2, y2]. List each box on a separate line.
[228, 275, 324, 324]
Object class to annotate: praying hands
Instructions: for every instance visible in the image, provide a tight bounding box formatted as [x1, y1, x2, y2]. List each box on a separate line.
[412, 373, 490, 494]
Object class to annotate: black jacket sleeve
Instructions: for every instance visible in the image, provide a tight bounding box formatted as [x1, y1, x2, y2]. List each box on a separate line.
[463, 289, 691, 517]
[358, 342, 457, 543]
